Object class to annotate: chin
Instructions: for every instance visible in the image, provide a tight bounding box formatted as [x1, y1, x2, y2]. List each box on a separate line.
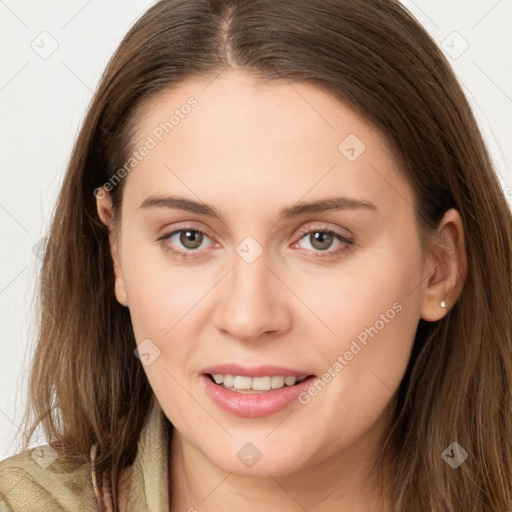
[202, 436, 311, 478]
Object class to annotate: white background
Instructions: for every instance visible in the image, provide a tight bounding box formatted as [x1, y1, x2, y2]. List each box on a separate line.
[1, 0, 511, 460]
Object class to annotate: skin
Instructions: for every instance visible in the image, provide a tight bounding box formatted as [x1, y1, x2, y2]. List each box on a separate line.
[96, 69, 466, 511]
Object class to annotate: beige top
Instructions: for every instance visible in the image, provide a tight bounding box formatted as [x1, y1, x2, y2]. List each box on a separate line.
[0, 401, 170, 511]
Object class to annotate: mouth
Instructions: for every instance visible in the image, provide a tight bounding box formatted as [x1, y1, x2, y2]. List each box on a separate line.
[205, 373, 315, 394]
[201, 368, 317, 417]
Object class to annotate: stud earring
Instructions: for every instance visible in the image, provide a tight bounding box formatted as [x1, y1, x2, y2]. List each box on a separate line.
[440, 300, 446, 308]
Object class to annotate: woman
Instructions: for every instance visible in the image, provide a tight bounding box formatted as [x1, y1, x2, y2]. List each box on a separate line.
[1, 0, 511, 510]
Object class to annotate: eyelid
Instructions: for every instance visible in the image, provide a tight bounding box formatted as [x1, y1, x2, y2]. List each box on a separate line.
[158, 221, 215, 240]
[293, 223, 353, 240]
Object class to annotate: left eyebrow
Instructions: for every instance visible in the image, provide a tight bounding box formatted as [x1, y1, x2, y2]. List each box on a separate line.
[138, 194, 378, 222]
[279, 196, 378, 218]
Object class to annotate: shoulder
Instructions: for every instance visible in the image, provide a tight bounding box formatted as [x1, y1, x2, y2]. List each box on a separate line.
[0, 446, 97, 512]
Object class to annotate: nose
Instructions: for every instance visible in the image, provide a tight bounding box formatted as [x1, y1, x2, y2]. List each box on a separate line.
[213, 249, 292, 343]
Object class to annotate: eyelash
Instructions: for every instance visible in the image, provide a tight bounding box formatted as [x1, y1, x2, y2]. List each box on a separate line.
[157, 225, 354, 261]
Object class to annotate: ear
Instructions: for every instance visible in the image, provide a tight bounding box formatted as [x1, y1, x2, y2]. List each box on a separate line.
[96, 188, 129, 307]
[420, 208, 467, 321]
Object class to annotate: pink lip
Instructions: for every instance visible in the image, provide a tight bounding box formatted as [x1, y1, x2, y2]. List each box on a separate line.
[201, 364, 312, 379]
[201, 374, 316, 418]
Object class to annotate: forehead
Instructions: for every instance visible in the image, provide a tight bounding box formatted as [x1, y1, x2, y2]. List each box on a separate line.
[123, 69, 413, 220]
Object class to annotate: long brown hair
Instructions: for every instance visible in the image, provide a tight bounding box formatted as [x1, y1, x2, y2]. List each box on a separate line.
[20, 0, 512, 510]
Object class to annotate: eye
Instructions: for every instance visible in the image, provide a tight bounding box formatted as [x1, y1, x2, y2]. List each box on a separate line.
[292, 226, 354, 259]
[157, 227, 214, 260]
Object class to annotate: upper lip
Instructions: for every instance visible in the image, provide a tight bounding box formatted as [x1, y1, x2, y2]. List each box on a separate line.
[202, 364, 314, 379]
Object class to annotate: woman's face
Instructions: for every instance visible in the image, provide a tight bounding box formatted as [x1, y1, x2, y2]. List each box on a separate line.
[102, 69, 433, 477]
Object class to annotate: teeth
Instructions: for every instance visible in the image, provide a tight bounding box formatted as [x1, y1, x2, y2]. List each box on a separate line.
[223, 375, 234, 388]
[233, 376, 252, 390]
[252, 376, 272, 390]
[210, 374, 307, 392]
[271, 376, 285, 389]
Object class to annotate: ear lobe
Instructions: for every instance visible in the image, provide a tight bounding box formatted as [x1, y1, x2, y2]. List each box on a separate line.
[420, 208, 467, 322]
[96, 188, 129, 307]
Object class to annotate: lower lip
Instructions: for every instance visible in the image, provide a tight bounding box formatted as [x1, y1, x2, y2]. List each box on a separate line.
[201, 374, 315, 418]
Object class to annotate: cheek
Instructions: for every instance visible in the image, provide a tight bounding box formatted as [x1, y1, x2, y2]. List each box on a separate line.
[289, 243, 422, 455]
[300, 233, 423, 383]
[127, 268, 206, 343]
[119, 235, 206, 340]
[120, 243, 208, 414]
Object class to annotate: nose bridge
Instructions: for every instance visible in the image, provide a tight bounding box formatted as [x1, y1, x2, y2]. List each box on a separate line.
[213, 240, 290, 341]
[232, 243, 271, 297]
[230, 233, 273, 292]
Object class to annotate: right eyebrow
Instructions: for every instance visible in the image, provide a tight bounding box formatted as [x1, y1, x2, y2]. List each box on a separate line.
[139, 195, 224, 221]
